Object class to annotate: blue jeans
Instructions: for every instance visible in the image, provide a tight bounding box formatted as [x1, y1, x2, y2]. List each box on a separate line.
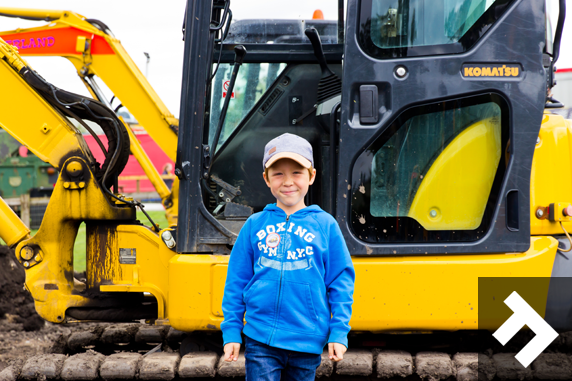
[244, 336, 321, 381]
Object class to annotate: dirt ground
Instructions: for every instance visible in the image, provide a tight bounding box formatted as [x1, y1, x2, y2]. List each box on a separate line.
[0, 245, 75, 371]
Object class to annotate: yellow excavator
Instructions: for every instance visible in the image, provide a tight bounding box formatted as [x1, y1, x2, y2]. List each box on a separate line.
[0, 7, 179, 224]
[1, 0, 572, 354]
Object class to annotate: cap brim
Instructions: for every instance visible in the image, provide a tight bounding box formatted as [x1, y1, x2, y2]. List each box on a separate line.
[265, 152, 311, 169]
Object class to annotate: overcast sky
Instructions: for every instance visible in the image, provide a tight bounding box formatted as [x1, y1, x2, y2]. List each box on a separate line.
[0, 1, 570, 119]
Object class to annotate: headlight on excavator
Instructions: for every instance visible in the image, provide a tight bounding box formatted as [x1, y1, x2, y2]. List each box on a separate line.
[161, 230, 176, 249]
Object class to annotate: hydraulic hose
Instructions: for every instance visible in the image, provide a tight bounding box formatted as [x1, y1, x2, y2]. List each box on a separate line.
[559, 221, 572, 252]
[19, 66, 159, 231]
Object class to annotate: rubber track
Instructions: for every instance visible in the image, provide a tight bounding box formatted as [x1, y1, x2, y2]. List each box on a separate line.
[1, 324, 570, 380]
[2, 348, 569, 380]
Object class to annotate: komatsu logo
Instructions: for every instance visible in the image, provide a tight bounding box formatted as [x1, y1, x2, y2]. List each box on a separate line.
[462, 64, 521, 78]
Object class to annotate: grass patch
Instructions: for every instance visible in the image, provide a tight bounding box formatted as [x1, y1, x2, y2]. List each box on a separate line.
[73, 209, 169, 273]
[138, 210, 170, 229]
[74, 223, 87, 273]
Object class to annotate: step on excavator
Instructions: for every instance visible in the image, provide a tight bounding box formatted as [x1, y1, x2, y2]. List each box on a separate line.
[0, 7, 179, 224]
[0, 0, 571, 378]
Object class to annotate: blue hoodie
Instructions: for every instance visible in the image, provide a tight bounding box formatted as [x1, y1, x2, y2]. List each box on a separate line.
[221, 204, 355, 355]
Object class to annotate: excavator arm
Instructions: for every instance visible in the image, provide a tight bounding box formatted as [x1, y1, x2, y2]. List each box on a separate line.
[0, 7, 179, 223]
[0, 36, 175, 324]
[0, 38, 90, 247]
[0, 40, 91, 170]
[0, 7, 178, 158]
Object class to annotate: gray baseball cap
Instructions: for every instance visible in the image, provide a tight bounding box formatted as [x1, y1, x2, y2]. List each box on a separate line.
[263, 133, 314, 170]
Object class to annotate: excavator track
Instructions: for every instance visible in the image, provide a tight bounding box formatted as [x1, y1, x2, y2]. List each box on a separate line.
[1, 322, 571, 380]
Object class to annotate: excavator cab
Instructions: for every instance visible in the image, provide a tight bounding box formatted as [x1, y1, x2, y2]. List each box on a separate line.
[175, 4, 346, 253]
[176, 0, 548, 255]
[166, 0, 572, 333]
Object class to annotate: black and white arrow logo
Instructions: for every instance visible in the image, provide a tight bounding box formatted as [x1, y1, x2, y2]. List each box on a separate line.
[493, 291, 558, 368]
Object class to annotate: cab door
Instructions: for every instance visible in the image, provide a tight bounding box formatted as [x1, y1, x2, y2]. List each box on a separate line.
[338, 0, 546, 255]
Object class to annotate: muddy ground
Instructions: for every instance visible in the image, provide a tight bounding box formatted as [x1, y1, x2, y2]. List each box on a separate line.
[0, 245, 75, 371]
[0, 246, 44, 332]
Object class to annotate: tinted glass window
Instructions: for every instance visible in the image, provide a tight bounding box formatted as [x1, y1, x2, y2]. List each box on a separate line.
[358, 0, 512, 58]
[209, 63, 286, 149]
[351, 94, 508, 243]
[226, 20, 339, 44]
[227, 3, 344, 44]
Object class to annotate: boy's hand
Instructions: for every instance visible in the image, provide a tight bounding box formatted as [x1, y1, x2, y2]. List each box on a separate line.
[224, 342, 241, 362]
[328, 342, 347, 362]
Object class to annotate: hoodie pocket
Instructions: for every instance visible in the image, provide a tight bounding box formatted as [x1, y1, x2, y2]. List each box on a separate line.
[244, 279, 278, 324]
[277, 281, 318, 334]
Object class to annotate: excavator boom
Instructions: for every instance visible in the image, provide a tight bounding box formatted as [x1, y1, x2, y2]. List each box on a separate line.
[0, 8, 179, 222]
[0, 7, 178, 160]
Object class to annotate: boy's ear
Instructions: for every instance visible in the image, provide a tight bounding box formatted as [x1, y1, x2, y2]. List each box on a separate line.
[309, 168, 317, 185]
[263, 171, 271, 187]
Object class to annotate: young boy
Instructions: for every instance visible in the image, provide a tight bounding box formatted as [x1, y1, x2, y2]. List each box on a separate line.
[221, 133, 355, 380]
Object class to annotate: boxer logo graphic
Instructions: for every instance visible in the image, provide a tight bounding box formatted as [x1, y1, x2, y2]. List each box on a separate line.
[493, 291, 558, 368]
[266, 233, 280, 248]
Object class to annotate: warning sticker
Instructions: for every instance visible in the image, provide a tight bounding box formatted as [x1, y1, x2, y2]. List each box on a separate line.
[222, 80, 235, 99]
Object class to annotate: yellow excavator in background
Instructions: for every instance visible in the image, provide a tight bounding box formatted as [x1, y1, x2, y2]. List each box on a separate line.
[0, 7, 179, 224]
[0, 33, 173, 322]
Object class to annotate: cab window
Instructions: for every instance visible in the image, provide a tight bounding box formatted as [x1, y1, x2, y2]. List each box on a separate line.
[350, 94, 508, 243]
[227, 3, 342, 44]
[209, 63, 286, 150]
[358, 0, 512, 58]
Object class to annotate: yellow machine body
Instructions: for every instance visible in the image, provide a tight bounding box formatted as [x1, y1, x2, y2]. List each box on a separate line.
[530, 113, 572, 234]
[164, 113, 570, 333]
[167, 236, 557, 333]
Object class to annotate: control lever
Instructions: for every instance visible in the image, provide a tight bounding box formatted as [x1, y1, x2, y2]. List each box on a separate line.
[304, 27, 343, 216]
[304, 27, 341, 104]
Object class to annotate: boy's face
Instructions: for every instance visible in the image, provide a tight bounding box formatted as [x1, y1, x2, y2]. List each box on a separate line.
[263, 158, 316, 214]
